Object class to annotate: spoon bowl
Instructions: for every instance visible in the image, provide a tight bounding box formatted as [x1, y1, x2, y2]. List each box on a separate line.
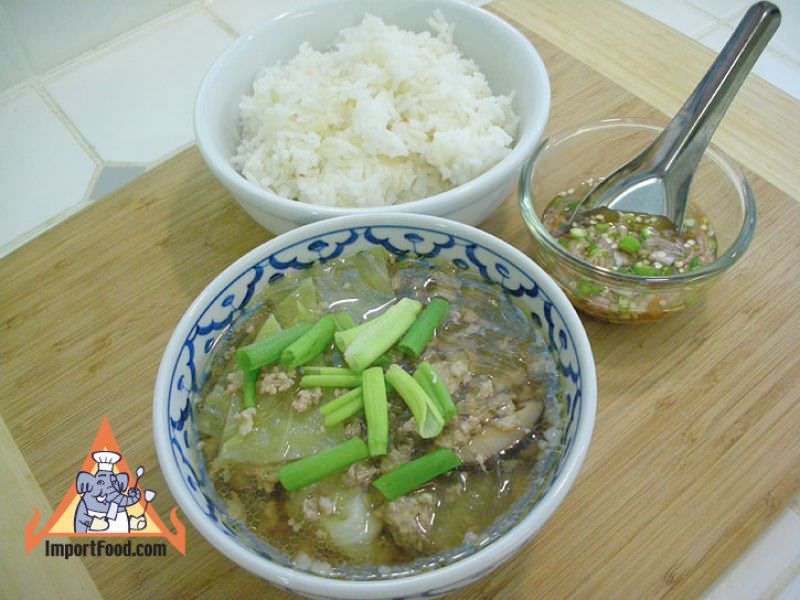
[568, 1, 780, 232]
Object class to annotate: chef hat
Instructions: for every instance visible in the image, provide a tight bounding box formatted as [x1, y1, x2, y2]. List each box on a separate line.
[92, 451, 121, 472]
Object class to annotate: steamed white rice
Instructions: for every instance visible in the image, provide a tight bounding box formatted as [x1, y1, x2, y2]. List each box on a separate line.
[233, 13, 519, 208]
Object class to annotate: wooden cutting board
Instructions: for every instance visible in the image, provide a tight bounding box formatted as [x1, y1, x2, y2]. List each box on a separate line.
[2, 6, 800, 600]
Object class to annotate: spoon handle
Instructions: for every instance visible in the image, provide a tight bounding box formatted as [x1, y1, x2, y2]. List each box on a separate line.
[641, 2, 780, 176]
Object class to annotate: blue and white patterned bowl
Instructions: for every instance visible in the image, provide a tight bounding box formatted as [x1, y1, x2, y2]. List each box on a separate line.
[153, 214, 596, 599]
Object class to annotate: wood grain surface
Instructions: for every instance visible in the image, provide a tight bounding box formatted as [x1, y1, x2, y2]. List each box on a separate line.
[2, 8, 800, 600]
[493, 0, 800, 200]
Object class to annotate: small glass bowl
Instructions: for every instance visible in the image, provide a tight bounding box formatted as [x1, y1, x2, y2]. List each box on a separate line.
[519, 118, 756, 323]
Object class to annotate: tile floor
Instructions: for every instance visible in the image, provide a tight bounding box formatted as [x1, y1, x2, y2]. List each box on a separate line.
[0, 0, 798, 597]
[1, 0, 798, 257]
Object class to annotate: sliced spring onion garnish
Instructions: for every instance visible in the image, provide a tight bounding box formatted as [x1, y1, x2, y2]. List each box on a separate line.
[319, 387, 362, 416]
[362, 367, 388, 456]
[280, 314, 336, 368]
[278, 438, 369, 491]
[299, 374, 362, 388]
[242, 368, 259, 409]
[342, 299, 422, 371]
[372, 448, 462, 501]
[398, 298, 449, 358]
[385, 364, 443, 439]
[323, 393, 364, 427]
[413, 362, 456, 423]
[235, 322, 313, 371]
[302, 366, 358, 377]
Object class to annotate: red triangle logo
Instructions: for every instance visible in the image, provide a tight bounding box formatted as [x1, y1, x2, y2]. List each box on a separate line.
[25, 416, 186, 555]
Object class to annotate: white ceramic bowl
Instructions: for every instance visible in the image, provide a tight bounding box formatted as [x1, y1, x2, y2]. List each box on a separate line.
[194, 0, 551, 234]
[153, 214, 596, 599]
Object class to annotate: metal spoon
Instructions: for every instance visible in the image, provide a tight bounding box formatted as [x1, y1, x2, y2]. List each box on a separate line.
[566, 2, 780, 232]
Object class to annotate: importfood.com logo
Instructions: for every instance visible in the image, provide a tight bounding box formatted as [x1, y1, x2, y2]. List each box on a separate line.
[25, 417, 185, 558]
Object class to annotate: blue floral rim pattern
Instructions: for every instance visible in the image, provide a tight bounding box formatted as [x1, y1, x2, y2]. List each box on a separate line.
[164, 225, 584, 588]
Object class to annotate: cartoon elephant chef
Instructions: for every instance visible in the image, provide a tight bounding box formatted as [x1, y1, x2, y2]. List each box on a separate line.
[74, 451, 141, 533]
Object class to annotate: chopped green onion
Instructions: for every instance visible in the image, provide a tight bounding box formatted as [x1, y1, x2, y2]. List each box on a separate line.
[640, 226, 653, 239]
[398, 298, 449, 358]
[278, 438, 369, 491]
[684, 218, 697, 227]
[594, 223, 610, 233]
[569, 227, 587, 239]
[632, 263, 661, 276]
[618, 235, 641, 255]
[302, 366, 358, 377]
[236, 322, 313, 371]
[370, 353, 392, 368]
[413, 362, 456, 423]
[689, 256, 701, 270]
[255, 314, 282, 341]
[362, 367, 388, 456]
[343, 299, 422, 372]
[334, 298, 422, 352]
[332, 312, 357, 352]
[280, 314, 336, 368]
[299, 374, 361, 388]
[242, 369, 259, 409]
[576, 279, 604, 298]
[319, 387, 362, 416]
[332, 312, 356, 331]
[372, 448, 462, 501]
[385, 364, 443, 439]
[323, 394, 364, 427]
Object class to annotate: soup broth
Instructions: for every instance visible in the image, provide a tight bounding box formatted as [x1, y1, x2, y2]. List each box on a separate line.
[195, 248, 564, 571]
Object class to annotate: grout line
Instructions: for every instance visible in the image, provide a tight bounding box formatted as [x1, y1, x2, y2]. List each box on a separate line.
[763, 557, 800, 599]
[146, 140, 197, 170]
[78, 164, 104, 206]
[684, 0, 741, 25]
[0, 194, 97, 259]
[37, 1, 206, 85]
[104, 160, 152, 168]
[200, 4, 240, 37]
[692, 21, 721, 41]
[32, 84, 103, 167]
[673, 0, 723, 38]
[0, 80, 36, 104]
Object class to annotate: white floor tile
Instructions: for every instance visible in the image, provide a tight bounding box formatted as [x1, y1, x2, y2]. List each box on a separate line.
[685, 0, 751, 21]
[719, 1, 800, 64]
[206, 0, 302, 33]
[0, 5, 33, 92]
[1, 0, 192, 75]
[774, 573, 800, 600]
[208, 0, 497, 35]
[749, 48, 800, 101]
[699, 25, 800, 100]
[44, 9, 233, 164]
[702, 510, 800, 600]
[755, 0, 800, 64]
[621, 0, 717, 37]
[0, 87, 96, 253]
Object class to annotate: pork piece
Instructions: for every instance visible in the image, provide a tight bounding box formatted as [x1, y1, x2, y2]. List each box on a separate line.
[343, 462, 379, 487]
[292, 387, 322, 413]
[259, 366, 295, 395]
[383, 492, 437, 554]
[380, 442, 413, 475]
